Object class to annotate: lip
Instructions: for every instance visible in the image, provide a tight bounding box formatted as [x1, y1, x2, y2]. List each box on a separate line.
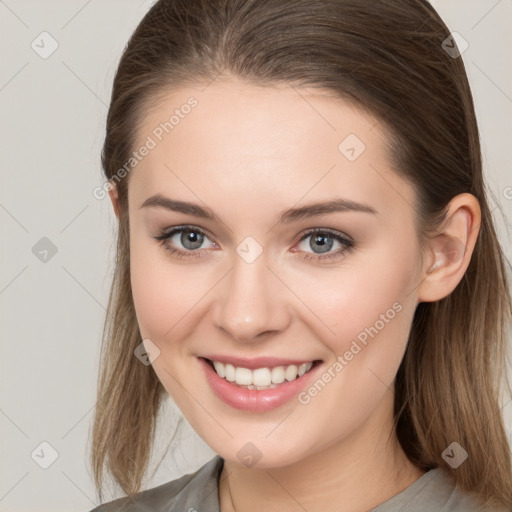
[199, 356, 323, 412]
[200, 354, 316, 370]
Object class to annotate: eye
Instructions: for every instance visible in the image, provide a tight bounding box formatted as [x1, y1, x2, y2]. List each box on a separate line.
[153, 225, 218, 260]
[153, 225, 355, 263]
[293, 228, 354, 262]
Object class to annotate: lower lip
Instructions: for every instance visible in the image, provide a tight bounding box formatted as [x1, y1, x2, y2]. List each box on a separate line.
[199, 357, 322, 412]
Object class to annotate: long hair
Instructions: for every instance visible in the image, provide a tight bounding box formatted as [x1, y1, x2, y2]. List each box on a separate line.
[91, 0, 512, 507]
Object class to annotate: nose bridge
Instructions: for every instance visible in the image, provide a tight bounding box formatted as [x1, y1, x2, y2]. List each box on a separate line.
[212, 249, 290, 341]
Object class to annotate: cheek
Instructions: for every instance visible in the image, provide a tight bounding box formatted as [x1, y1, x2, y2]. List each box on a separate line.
[288, 235, 419, 361]
[129, 231, 207, 342]
[128, 238, 209, 407]
[288, 245, 419, 446]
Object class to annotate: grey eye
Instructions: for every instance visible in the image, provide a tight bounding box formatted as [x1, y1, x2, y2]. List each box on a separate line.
[179, 230, 205, 250]
[308, 233, 334, 254]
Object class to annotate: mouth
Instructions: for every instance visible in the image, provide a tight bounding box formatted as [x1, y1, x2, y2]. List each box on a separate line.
[199, 354, 325, 411]
[202, 357, 322, 390]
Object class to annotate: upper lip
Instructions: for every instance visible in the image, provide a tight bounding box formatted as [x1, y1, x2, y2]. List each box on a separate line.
[200, 355, 320, 369]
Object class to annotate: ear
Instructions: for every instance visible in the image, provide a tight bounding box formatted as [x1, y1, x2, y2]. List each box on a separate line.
[108, 181, 121, 219]
[417, 193, 481, 303]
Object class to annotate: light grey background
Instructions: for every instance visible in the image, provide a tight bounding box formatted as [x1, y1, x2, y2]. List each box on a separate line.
[1, 1, 511, 511]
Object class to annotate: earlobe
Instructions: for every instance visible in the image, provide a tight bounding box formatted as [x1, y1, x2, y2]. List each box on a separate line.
[108, 181, 121, 219]
[417, 193, 481, 303]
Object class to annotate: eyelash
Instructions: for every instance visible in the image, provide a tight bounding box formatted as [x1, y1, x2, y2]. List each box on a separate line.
[153, 225, 355, 263]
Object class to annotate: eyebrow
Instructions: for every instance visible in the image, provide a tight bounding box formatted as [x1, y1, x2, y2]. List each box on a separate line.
[140, 193, 378, 224]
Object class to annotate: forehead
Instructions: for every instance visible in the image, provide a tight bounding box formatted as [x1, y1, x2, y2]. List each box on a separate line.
[129, 77, 414, 220]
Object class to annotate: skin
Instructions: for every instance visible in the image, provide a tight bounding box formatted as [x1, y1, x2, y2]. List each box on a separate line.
[108, 75, 481, 511]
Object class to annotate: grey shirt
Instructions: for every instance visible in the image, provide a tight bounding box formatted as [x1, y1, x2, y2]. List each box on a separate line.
[89, 455, 492, 511]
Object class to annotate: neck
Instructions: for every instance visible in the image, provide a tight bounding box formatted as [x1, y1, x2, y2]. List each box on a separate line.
[219, 393, 425, 512]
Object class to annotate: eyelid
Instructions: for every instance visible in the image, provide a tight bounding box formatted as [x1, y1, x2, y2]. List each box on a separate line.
[295, 227, 353, 245]
[154, 224, 216, 244]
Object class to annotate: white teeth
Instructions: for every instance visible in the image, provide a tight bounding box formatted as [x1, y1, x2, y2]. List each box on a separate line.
[225, 363, 236, 382]
[271, 366, 285, 384]
[284, 364, 298, 381]
[245, 384, 279, 390]
[213, 361, 225, 378]
[253, 368, 272, 387]
[235, 367, 253, 386]
[210, 360, 315, 386]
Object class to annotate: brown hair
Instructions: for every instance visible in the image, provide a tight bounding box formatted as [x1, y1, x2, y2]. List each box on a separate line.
[91, 0, 512, 507]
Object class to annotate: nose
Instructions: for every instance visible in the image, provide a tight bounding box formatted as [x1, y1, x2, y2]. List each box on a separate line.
[211, 251, 291, 343]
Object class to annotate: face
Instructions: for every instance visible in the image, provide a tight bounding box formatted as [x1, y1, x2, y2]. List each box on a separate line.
[125, 76, 425, 468]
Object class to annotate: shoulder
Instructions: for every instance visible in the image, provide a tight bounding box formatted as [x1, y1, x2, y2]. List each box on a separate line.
[371, 466, 492, 512]
[88, 456, 224, 512]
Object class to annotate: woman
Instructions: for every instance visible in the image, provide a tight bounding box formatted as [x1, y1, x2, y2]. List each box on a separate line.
[89, 0, 512, 510]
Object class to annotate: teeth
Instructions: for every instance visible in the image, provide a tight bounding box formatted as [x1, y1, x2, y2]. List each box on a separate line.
[253, 367, 271, 386]
[245, 384, 279, 390]
[235, 367, 253, 386]
[225, 363, 236, 382]
[213, 361, 225, 378]
[298, 363, 308, 376]
[210, 360, 314, 386]
[271, 366, 285, 384]
[284, 364, 298, 381]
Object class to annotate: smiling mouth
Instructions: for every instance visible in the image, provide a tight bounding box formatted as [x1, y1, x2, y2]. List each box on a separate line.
[202, 357, 322, 390]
